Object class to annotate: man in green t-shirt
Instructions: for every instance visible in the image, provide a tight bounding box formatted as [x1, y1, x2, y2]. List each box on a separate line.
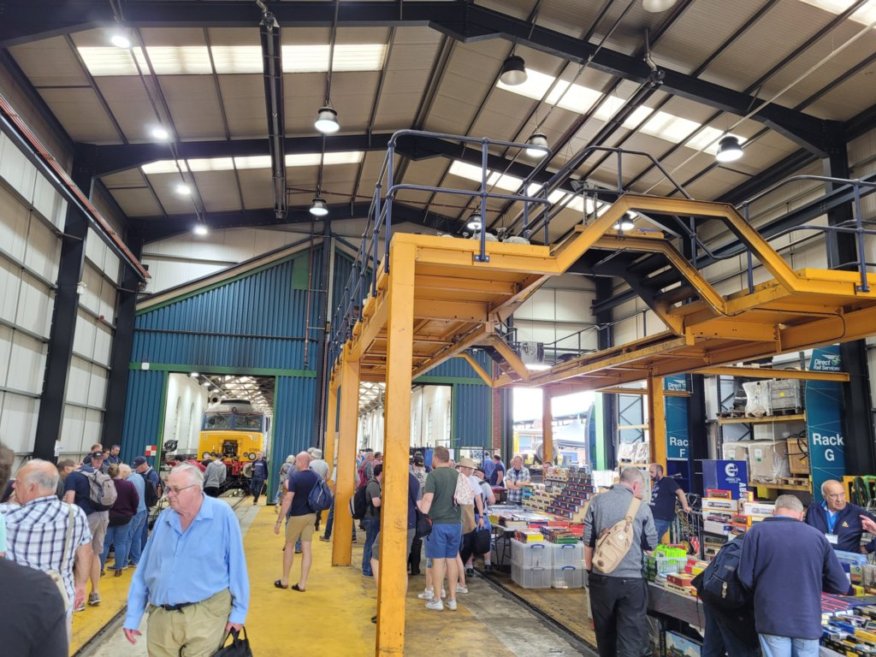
[417, 446, 462, 611]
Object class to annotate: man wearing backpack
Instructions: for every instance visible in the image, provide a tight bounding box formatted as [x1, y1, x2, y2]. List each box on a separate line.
[133, 456, 161, 554]
[362, 464, 383, 576]
[583, 467, 658, 657]
[64, 451, 111, 609]
[738, 494, 850, 657]
[274, 451, 318, 591]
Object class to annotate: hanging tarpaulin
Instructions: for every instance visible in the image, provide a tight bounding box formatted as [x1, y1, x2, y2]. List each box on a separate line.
[806, 346, 845, 503]
[665, 375, 689, 461]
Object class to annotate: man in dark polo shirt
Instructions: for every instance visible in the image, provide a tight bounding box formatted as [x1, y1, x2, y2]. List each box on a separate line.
[64, 451, 110, 608]
[805, 479, 876, 553]
[648, 463, 690, 542]
[274, 452, 318, 591]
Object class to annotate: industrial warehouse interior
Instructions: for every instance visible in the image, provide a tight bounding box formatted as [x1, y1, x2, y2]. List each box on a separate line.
[2, 1, 876, 656]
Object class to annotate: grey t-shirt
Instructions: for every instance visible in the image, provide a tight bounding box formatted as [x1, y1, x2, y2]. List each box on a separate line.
[583, 484, 657, 579]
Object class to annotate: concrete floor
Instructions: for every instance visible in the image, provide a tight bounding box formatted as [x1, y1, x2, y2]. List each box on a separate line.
[78, 502, 594, 657]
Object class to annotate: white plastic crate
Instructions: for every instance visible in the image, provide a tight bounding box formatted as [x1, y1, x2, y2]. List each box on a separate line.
[551, 566, 585, 589]
[551, 542, 584, 568]
[511, 564, 552, 589]
[511, 539, 552, 569]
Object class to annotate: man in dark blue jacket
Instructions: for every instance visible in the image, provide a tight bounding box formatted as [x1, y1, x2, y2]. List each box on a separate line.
[804, 479, 876, 553]
[738, 494, 850, 657]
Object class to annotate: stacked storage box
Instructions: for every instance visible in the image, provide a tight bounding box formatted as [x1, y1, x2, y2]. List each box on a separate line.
[770, 379, 803, 413]
[550, 542, 585, 589]
[511, 538, 552, 589]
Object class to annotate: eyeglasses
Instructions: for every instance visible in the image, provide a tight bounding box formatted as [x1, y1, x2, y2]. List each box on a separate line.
[165, 484, 198, 496]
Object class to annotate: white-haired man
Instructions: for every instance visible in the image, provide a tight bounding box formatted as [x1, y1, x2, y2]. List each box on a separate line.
[804, 479, 876, 553]
[123, 464, 249, 657]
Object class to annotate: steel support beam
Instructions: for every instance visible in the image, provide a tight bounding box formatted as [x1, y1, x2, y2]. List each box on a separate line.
[595, 278, 616, 468]
[376, 241, 415, 655]
[542, 388, 553, 465]
[687, 374, 707, 496]
[647, 375, 666, 470]
[826, 147, 876, 475]
[312, 222, 333, 448]
[33, 159, 92, 459]
[0, 1, 834, 152]
[331, 354, 359, 566]
[101, 236, 143, 451]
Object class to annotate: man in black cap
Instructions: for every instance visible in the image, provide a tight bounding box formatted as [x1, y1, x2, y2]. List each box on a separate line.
[132, 456, 161, 554]
[64, 451, 110, 608]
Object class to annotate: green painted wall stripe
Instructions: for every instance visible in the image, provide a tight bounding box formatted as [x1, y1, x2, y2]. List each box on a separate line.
[155, 372, 169, 467]
[128, 362, 316, 378]
[136, 252, 306, 316]
[292, 252, 309, 290]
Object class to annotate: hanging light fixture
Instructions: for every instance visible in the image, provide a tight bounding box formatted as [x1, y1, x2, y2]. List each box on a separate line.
[193, 224, 208, 236]
[110, 30, 132, 49]
[466, 213, 483, 231]
[314, 105, 340, 134]
[642, 0, 678, 12]
[716, 135, 743, 163]
[613, 212, 636, 231]
[499, 55, 527, 86]
[309, 196, 329, 217]
[175, 183, 191, 196]
[525, 133, 549, 159]
[150, 126, 170, 141]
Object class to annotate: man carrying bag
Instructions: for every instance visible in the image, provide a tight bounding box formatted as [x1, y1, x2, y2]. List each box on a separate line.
[583, 467, 658, 657]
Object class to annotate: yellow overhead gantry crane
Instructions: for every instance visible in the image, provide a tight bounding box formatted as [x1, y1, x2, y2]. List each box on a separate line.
[322, 134, 876, 656]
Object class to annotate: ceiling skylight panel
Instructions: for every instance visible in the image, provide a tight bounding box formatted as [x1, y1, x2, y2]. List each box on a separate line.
[209, 46, 264, 74]
[141, 160, 188, 174]
[234, 156, 272, 170]
[282, 44, 386, 73]
[799, 0, 876, 26]
[186, 158, 234, 172]
[142, 46, 213, 75]
[77, 47, 140, 76]
[497, 68, 557, 100]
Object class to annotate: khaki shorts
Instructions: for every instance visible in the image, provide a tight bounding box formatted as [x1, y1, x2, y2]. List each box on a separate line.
[87, 511, 109, 556]
[285, 513, 316, 544]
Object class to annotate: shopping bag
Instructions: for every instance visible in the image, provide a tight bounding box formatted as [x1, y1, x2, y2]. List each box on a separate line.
[213, 627, 253, 657]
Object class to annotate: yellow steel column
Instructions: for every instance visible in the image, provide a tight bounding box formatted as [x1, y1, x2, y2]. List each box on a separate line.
[542, 388, 553, 465]
[332, 352, 359, 566]
[323, 380, 339, 489]
[647, 375, 667, 470]
[376, 242, 416, 657]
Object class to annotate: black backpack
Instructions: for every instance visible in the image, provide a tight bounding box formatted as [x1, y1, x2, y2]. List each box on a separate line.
[692, 538, 748, 610]
[349, 483, 369, 520]
[140, 471, 159, 508]
[307, 478, 334, 513]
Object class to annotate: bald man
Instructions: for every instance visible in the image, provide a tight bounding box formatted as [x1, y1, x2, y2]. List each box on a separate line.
[804, 479, 876, 553]
[274, 452, 317, 591]
[2, 459, 92, 632]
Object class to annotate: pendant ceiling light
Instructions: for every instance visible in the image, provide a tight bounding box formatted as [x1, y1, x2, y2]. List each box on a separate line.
[314, 105, 340, 134]
[715, 135, 743, 163]
[309, 197, 329, 217]
[466, 213, 483, 231]
[499, 55, 527, 86]
[642, 0, 677, 12]
[525, 133, 549, 159]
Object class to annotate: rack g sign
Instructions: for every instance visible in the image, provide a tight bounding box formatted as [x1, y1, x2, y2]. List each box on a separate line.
[806, 346, 845, 503]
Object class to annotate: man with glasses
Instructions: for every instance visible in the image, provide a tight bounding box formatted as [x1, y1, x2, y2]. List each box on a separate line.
[123, 464, 249, 657]
[804, 479, 876, 553]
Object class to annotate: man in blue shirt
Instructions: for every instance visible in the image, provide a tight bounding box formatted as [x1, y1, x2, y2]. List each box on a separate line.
[804, 479, 876, 553]
[250, 453, 268, 506]
[488, 454, 505, 486]
[738, 494, 849, 657]
[123, 463, 249, 657]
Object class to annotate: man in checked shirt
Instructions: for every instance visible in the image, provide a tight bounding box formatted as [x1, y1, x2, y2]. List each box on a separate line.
[1, 458, 93, 635]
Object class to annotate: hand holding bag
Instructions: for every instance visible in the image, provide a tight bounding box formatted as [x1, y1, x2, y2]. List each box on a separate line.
[213, 627, 253, 657]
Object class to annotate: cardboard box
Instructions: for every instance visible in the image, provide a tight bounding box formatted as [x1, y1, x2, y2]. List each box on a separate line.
[749, 440, 790, 481]
[702, 498, 738, 512]
[742, 502, 775, 516]
[787, 437, 809, 475]
[722, 442, 750, 461]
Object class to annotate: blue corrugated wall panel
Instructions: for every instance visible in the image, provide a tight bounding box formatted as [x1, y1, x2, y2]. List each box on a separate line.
[271, 375, 316, 464]
[454, 383, 491, 449]
[425, 350, 492, 380]
[132, 251, 322, 371]
[332, 252, 355, 321]
[120, 369, 166, 465]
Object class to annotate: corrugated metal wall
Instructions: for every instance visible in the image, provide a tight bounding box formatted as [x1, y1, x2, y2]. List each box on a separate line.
[122, 249, 321, 460]
[120, 369, 167, 464]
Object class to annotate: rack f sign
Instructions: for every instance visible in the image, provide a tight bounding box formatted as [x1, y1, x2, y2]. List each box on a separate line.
[806, 346, 845, 503]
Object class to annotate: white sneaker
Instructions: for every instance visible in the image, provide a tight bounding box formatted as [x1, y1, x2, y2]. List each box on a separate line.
[425, 599, 444, 611]
[446, 599, 458, 611]
[440, 588, 447, 599]
[456, 585, 468, 594]
[417, 589, 435, 600]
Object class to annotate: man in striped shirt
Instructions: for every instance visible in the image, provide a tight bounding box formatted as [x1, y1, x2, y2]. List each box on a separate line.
[1, 459, 92, 627]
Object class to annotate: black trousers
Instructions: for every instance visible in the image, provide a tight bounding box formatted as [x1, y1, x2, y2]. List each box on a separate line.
[204, 486, 220, 498]
[408, 535, 423, 574]
[588, 573, 649, 657]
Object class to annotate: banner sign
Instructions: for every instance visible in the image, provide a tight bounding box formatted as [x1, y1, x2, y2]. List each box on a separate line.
[806, 346, 845, 503]
[664, 376, 689, 461]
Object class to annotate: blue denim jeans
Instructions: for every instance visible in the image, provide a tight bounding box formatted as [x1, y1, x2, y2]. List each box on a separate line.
[100, 521, 132, 572]
[654, 518, 673, 543]
[127, 510, 148, 566]
[758, 634, 819, 657]
[362, 516, 380, 576]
